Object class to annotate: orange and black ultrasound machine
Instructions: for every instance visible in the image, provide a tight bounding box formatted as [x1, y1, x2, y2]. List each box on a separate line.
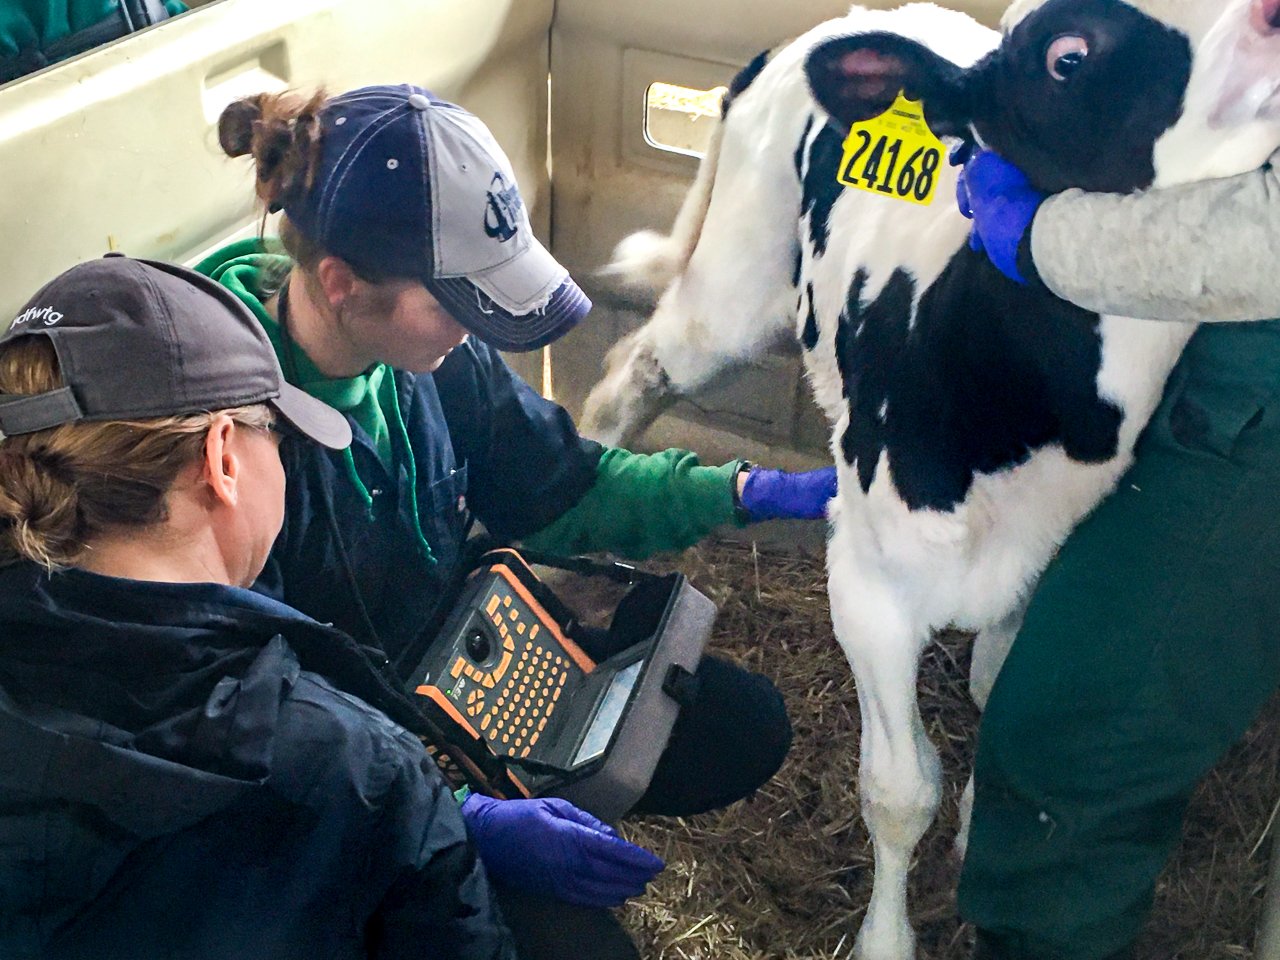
[405, 549, 715, 821]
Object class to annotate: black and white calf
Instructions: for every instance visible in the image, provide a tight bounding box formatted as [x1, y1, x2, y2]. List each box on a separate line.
[582, 1, 1280, 958]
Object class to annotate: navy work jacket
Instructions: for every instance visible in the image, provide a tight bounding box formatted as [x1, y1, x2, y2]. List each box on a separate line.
[257, 338, 603, 673]
[0, 562, 515, 960]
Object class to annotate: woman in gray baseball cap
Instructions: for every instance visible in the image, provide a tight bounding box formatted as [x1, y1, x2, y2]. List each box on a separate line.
[0, 255, 521, 960]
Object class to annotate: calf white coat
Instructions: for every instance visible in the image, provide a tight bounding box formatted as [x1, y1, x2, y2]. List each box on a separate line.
[582, 2, 1280, 958]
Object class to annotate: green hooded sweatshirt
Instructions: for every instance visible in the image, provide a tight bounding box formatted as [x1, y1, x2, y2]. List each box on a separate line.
[196, 239, 744, 561]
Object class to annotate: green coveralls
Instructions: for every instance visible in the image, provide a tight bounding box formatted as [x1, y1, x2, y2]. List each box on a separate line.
[958, 318, 1280, 959]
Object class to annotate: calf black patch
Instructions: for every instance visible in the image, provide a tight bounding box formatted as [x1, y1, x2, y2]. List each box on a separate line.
[723, 49, 771, 117]
[794, 115, 813, 180]
[835, 250, 1123, 512]
[800, 119, 846, 257]
[801, 282, 819, 351]
[834, 271, 867, 398]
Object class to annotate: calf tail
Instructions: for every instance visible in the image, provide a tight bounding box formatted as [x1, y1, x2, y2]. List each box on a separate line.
[599, 117, 728, 294]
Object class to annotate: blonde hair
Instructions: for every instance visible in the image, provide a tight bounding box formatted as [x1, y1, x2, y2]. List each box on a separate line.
[0, 337, 274, 571]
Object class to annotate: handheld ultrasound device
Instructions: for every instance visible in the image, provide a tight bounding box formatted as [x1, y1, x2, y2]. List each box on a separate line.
[408, 549, 714, 821]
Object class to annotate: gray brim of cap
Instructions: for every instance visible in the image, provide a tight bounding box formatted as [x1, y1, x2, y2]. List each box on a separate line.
[271, 382, 352, 449]
[424, 228, 591, 352]
[427, 274, 591, 352]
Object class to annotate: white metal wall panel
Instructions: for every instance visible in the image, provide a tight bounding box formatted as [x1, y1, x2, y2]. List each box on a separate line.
[0, 0, 554, 321]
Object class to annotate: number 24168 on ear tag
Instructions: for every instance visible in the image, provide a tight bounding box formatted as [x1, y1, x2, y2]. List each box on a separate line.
[838, 92, 945, 206]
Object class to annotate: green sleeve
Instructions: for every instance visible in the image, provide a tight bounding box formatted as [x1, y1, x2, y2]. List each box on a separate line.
[521, 447, 746, 560]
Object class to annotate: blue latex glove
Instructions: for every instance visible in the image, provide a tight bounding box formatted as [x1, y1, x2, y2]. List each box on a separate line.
[461, 793, 664, 907]
[953, 147, 1045, 285]
[738, 466, 837, 521]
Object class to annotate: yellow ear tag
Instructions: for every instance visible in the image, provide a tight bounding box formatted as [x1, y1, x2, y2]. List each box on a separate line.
[837, 91, 946, 206]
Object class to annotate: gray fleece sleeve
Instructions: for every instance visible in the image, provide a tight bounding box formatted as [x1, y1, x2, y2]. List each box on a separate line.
[1029, 150, 1280, 323]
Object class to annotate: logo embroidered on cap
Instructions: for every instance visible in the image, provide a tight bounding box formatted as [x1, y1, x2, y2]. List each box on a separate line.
[483, 172, 522, 243]
[13, 306, 64, 327]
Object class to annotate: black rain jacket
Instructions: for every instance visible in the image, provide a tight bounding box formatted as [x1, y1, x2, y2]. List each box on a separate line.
[0, 562, 516, 960]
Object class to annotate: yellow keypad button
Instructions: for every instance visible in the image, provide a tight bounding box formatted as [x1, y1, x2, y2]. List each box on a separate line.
[492, 652, 512, 684]
[521, 746, 531, 758]
[508, 609, 518, 621]
[503, 637, 515, 652]
[530, 732, 540, 746]
[538, 717, 548, 731]
[451, 658, 466, 679]
[487, 594, 501, 616]
[516, 622, 526, 635]
[480, 714, 491, 731]
[529, 625, 539, 640]
[489, 730, 497, 741]
[553, 687, 562, 701]
[503, 595, 512, 607]
[483, 675, 496, 689]
[502, 734, 510, 744]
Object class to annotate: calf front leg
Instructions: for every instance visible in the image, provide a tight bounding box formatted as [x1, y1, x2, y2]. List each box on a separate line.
[828, 528, 940, 960]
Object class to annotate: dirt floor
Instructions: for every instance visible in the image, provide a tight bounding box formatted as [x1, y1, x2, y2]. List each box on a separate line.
[609, 539, 1280, 960]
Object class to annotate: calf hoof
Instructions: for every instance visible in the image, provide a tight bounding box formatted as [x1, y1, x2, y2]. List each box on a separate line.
[854, 917, 916, 960]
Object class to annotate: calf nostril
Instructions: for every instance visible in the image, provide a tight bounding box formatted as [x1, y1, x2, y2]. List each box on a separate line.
[1258, 0, 1280, 32]
[838, 49, 900, 80]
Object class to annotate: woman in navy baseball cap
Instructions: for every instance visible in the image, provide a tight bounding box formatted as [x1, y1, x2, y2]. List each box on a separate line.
[200, 84, 834, 960]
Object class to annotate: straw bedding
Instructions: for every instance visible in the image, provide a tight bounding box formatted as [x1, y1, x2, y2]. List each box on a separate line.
[596, 539, 1280, 960]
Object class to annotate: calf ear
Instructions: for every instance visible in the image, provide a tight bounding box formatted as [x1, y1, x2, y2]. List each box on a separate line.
[805, 32, 971, 137]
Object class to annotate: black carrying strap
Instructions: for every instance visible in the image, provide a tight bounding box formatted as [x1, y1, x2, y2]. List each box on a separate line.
[0, 0, 174, 85]
[515, 547, 645, 586]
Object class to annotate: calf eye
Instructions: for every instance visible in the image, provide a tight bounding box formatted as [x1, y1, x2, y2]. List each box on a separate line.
[1046, 35, 1089, 81]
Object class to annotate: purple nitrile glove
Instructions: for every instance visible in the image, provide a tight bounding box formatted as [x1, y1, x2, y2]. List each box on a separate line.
[953, 148, 1045, 285]
[461, 793, 664, 907]
[738, 466, 837, 522]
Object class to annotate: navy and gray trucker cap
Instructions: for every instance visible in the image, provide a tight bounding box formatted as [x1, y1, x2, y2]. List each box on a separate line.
[281, 84, 591, 352]
[0, 254, 351, 449]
